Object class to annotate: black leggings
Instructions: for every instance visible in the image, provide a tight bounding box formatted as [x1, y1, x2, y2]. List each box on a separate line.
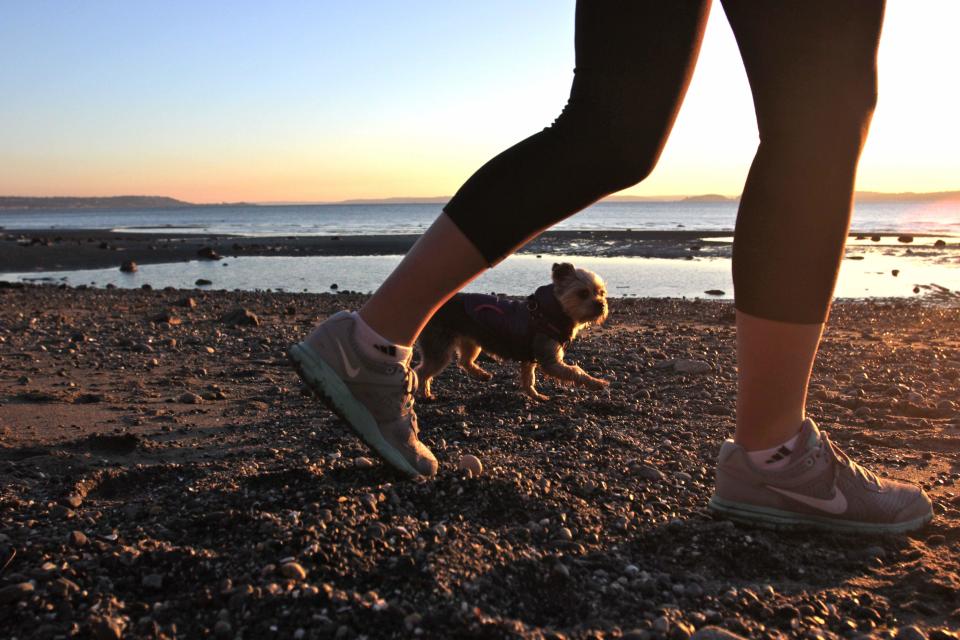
[444, 0, 885, 324]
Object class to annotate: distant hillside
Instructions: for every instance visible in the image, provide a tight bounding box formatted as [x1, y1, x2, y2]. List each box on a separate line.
[853, 190, 960, 203]
[0, 196, 195, 210]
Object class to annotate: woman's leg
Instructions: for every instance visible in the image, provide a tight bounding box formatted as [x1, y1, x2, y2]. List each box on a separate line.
[711, 0, 931, 532]
[360, 0, 713, 347]
[292, 0, 712, 476]
[723, 0, 885, 446]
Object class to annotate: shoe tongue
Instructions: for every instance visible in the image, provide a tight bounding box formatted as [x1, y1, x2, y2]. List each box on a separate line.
[786, 418, 821, 463]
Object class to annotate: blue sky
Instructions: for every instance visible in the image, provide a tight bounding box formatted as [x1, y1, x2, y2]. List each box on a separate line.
[1, 1, 957, 202]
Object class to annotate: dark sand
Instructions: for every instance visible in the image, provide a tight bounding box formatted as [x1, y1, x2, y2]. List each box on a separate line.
[0, 229, 754, 273]
[1, 284, 959, 638]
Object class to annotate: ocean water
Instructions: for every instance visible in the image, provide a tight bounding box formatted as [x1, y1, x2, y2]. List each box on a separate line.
[1, 199, 959, 236]
[3, 200, 958, 299]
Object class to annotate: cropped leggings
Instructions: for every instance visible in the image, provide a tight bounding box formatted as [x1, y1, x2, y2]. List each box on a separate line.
[444, 0, 885, 324]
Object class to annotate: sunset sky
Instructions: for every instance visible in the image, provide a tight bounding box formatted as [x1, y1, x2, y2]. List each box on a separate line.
[1, 1, 958, 203]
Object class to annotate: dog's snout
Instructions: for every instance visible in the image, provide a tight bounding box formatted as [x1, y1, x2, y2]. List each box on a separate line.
[593, 300, 605, 314]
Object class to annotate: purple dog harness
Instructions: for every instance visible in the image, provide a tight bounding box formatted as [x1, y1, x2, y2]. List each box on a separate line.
[459, 285, 576, 361]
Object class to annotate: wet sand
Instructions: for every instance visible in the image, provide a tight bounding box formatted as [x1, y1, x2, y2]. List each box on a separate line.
[0, 228, 877, 272]
[1, 284, 959, 639]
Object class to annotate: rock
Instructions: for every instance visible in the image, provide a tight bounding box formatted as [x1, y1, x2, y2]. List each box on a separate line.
[704, 290, 725, 296]
[671, 359, 711, 374]
[934, 239, 947, 248]
[896, 626, 928, 640]
[197, 246, 222, 260]
[119, 260, 138, 273]
[177, 296, 197, 308]
[67, 530, 88, 547]
[214, 620, 232, 638]
[280, 561, 308, 580]
[222, 307, 260, 326]
[898, 235, 914, 243]
[330, 283, 338, 290]
[63, 494, 84, 508]
[196, 278, 213, 286]
[632, 464, 664, 481]
[892, 269, 900, 277]
[354, 456, 376, 469]
[692, 627, 749, 640]
[931, 630, 959, 640]
[871, 235, 881, 242]
[458, 454, 483, 477]
[179, 392, 203, 404]
[913, 286, 921, 294]
[142, 573, 164, 589]
[88, 615, 125, 640]
[0, 582, 34, 604]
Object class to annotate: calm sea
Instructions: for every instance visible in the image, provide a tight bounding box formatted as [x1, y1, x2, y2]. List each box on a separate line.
[1, 200, 959, 236]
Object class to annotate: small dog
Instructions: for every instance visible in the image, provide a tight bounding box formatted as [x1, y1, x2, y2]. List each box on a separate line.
[415, 262, 609, 400]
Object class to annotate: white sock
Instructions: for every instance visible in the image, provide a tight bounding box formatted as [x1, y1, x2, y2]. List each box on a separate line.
[352, 312, 412, 365]
[746, 429, 802, 470]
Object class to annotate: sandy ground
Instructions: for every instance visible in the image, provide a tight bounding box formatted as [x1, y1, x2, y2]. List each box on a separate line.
[1, 284, 959, 639]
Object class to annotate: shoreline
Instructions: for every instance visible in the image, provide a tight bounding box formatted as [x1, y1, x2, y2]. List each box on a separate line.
[1, 228, 951, 273]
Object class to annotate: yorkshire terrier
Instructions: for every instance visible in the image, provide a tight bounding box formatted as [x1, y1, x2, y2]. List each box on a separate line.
[415, 262, 609, 400]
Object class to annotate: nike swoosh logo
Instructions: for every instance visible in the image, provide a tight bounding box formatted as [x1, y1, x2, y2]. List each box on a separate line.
[766, 484, 848, 515]
[336, 340, 361, 378]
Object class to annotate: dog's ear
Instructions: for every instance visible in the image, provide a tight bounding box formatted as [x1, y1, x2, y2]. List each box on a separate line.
[552, 262, 576, 282]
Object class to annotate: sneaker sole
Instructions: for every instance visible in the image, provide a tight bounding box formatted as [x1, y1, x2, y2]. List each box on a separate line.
[708, 495, 932, 534]
[287, 341, 423, 478]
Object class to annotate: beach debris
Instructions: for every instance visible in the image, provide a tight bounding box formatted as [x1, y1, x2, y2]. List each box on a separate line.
[221, 307, 260, 327]
[197, 246, 222, 260]
[195, 278, 213, 286]
[458, 454, 483, 477]
[898, 235, 914, 243]
[119, 260, 138, 273]
[704, 289, 725, 296]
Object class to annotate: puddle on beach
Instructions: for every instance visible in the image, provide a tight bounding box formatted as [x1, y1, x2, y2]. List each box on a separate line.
[4, 250, 958, 301]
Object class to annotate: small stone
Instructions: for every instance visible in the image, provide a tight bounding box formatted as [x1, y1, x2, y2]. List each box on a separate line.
[142, 573, 164, 589]
[692, 627, 749, 640]
[177, 296, 197, 308]
[196, 278, 213, 286]
[704, 290, 725, 296]
[355, 456, 376, 469]
[653, 616, 670, 634]
[671, 359, 711, 374]
[0, 582, 35, 604]
[633, 464, 664, 481]
[119, 260, 137, 273]
[89, 615, 124, 640]
[896, 626, 928, 640]
[214, 620, 232, 638]
[280, 561, 308, 580]
[934, 239, 947, 248]
[222, 307, 260, 326]
[197, 246, 222, 260]
[458, 454, 483, 477]
[179, 392, 203, 404]
[898, 235, 914, 243]
[63, 494, 84, 508]
[892, 269, 900, 276]
[68, 530, 88, 547]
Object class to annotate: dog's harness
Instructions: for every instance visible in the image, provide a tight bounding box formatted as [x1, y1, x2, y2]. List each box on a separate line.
[461, 285, 576, 361]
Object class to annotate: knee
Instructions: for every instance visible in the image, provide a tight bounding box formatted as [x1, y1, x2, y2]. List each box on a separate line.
[759, 79, 878, 160]
[551, 116, 665, 193]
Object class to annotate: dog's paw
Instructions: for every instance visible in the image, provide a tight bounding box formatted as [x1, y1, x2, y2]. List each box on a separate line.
[585, 377, 609, 390]
[524, 389, 550, 401]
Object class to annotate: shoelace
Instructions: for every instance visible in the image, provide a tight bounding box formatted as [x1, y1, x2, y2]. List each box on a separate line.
[819, 431, 882, 489]
[399, 366, 418, 419]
